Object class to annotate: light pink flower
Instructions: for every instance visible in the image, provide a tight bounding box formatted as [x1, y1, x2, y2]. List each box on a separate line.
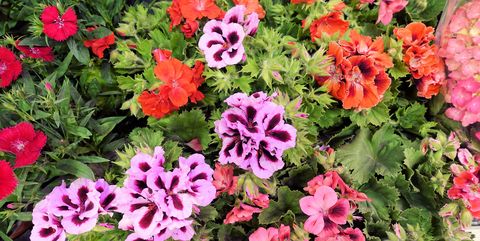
[249, 224, 291, 241]
[376, 0, 408, 25]
[299, 186, 349, 236]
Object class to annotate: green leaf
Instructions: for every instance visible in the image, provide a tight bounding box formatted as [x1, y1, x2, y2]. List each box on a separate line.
[0, 231, 13, 241]
[67, 38, 90, 65]
[396, 103, 427, 130]
[398, 207, 432, 233]
[13, 212, 32, 221]
[388, 60, 410, 79]
[258, 186, 304, 224]
[69, 126, 93, 139]
[404, 147, 424, 169]
[57, 160, 95, 179]
[198, 206, 218, 222]
[337, 125, 405, 184]
[76, 156, 111, 164]
[349, 103, 390, 127]
[359, 180, 400, 220]
[406, 0, 446, 23]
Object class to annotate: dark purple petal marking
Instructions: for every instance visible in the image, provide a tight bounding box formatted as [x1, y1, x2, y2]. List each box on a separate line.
[207, 40, 223, 48]
[130, 203, 148, 212]
[228, 48, 238, 58]
[101, 193, 116, 208]
[180, 226, 187, 232]
[96, 186, 104, 193]
[72, 214, 89, 225]
[40, 227, 56, 237]
[227, 32, 240, 45]
[330, 203, 348, 217]
[213, 49, 225, 61]
[170, 176, 180, 190]
[223, 139, 238, 157]
[212, 26, 222, 35]
[139, 207, 157, 229]
[135, 180, 148, 191]
[85, 202, 94, 211]
[268, 130, 291, 142]
[228, 16, 239, 23]
[227, 114, 247, 125]
[246, 106, 256, 122]
[190, 162, 199, 170]
[267, 114, 281, 131]
[171, 195, 184, 210]
[139, 162, 151, 172]
[155, 177, 166, 190]
[62, 195, 79, 209]
[191, 173, 208, 182]
[78, 186, 89, 203]
[236, 142, 244, 157]
[262, 149, 278, 162]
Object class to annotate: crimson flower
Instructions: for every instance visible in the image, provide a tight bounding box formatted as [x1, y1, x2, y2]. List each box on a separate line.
[15, 41, 54, 62]
[0, 47, 22, 88]
[0, 122, 47, 168]
[0, 160, 17, 201]
[41, 6, 78, 41]
[84, 33, 115, 59]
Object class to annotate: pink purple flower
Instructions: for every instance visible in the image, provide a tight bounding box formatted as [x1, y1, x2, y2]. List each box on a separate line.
[248, 224, 291, 241]
[376, 0, 408, 25]
[214, 92, 297, 179]
[223, 5, 259, 36]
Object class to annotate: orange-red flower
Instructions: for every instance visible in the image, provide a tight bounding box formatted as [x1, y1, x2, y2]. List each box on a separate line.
[83, 33, 115, 59]
[178, 0, 223, 21]
[308, 12, 349, 42]
[317, 31, 393, 110]
[139, 53, 206, 118]
[167, 0, 183, 28]
[394, 22, 434, 48]
[181, 20, 199, 38]
[233, 0, 266, 19]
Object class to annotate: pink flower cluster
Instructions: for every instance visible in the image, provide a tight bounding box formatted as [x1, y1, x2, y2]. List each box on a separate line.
[249, 224, 290, 241]
[214, 92, 297, 179]
[300, 171, 368, 240]
[118, 147, 216, 241]
[31, 178, 120, 241]
[439, 0, 480, 126]
[361, 0, 408, 25]
[447, 148, 480, 218]
[199, 5, 259, 68]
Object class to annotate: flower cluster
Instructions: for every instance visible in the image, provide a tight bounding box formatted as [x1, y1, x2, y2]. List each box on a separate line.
[118, 147, 216, 241]
[249, 224, 290, 241]
[214, 92, 297, 179]
[307, 12, 349, 42]
[438, 0, 480, 126]
[31, 178, 120, 241]
[316, 30, 393, 110]
[138, 49, 205, 119]
[167, 0, 223, 38]
[300, 171, 368, 240]
[447, 148, 480, 218]
[394, 22, 446, 99]
[199, 5, 259, 68]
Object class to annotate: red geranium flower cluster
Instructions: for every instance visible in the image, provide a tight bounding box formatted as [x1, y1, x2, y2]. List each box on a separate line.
[138, 49, 205, 118]
[0, 122, 47, 201]
[394, 22, 446, 99]
[0, 47, 22, 88]
[316, 30, 393, 110]
[15, 40, 54, 62]
[83, 28, 116, 59]
[448, 148, 480, 218]
[40, 6, 78, 41]
[167, 0, 223, 38]
[307, 12, 349, 42]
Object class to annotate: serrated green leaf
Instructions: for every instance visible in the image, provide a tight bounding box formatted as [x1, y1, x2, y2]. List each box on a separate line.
[258, 186, 304, 224]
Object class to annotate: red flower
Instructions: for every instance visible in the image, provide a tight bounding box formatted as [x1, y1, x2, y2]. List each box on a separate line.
[41, 6, 78, 41]
[308, 12, 349, 42]
[138, 88, 178, 119]
[181, 20, 199, 38]
[224, 203, 261, 224]
[233, 0, 266, 19]
[154, 59, 196, 107]
[190, 61, 205, 103]
[0, 47, 22, 88]
[153, 49, 172, 63]
[83, 33, 115, 59]
[0, 160, 17, 201]
[168, 0, 183, 29]
[0, 122, 47, 168]
[179, 0, 224, 21]
[212, 163, 238, 196]
[15, 40, 54, 62]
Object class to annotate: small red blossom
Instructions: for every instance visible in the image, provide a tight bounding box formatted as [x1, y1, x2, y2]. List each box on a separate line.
[0, 122, 47, 168]
[0, 47, 22, 88]
[224, 203, 261, 224]
[84, 33, 115, 59]
[15, 41, 54, 62]
[212, 163, 238, 196]
[308, 12, 349, 42]
[0, 160, 17, 201]
[41, 6, 78, 41]
[181, 20, 199, 38]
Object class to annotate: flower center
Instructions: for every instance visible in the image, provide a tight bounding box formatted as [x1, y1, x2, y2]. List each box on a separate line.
[30, 48, 40, 55]
[13, 140, 26, 152]
[0, 62, 7, 75]
[55, 17, 64, 28]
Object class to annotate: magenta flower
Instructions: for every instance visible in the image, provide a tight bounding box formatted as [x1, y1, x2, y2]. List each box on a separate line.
[31, 199, 66, 241]
[199, 20, 246, 69]
[214, 92, 297, 179]
[376, 0, 408, 25]
[223, 5, 259, 36]
[95, 179, 120, 215]
[299, 186, 349, 237]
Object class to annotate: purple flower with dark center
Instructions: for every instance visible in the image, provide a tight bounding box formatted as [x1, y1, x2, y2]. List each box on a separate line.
[31, 199, 66, 241]
[47, 179, 101, 234]
[214, 92, 297, 179]
[223, 5, 259, 36]
[199, 20, 246, 69]
[124, 147, 166, 194]
[179, 154, 216, 206]
[95, 179, 120, 215]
